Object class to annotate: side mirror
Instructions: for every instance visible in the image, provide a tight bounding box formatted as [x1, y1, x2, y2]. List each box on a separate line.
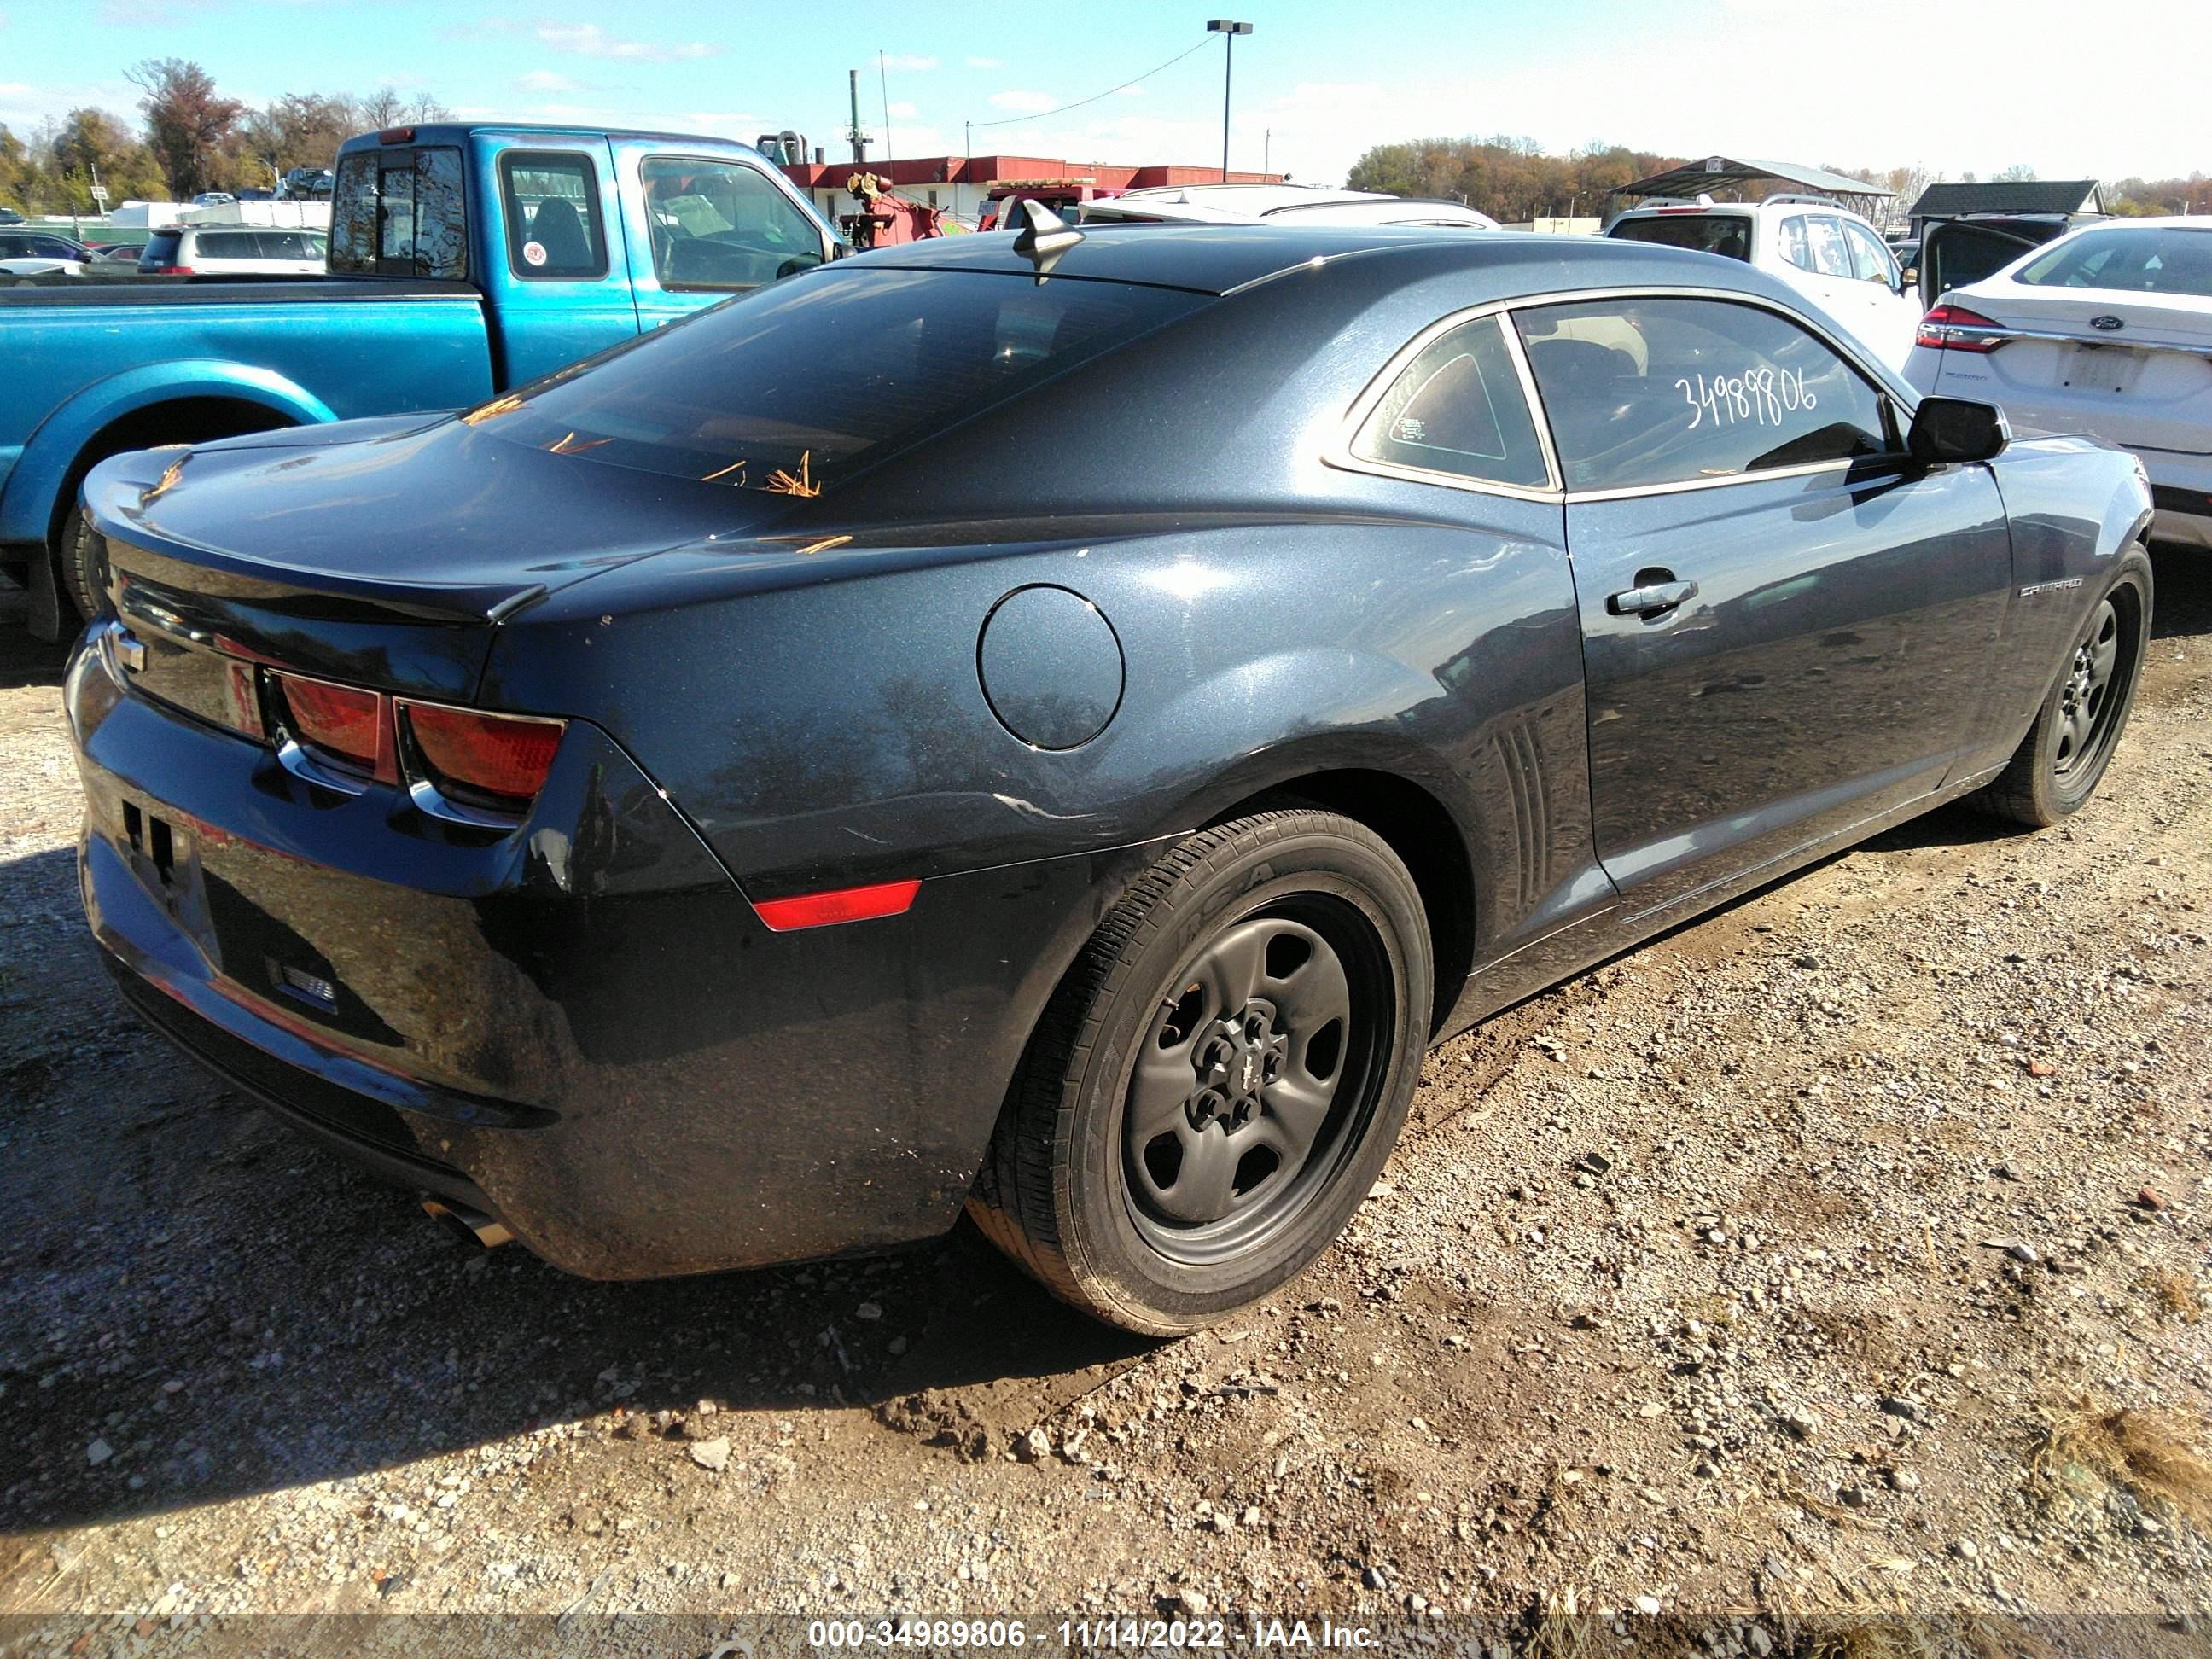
[1908, 396, 2010, 465]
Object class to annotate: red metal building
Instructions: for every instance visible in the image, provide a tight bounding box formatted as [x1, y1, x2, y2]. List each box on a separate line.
[780, 153, 1285, 227]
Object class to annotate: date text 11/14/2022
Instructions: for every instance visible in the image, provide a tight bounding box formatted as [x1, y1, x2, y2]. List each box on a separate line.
[802, 1619, 1382, 1650]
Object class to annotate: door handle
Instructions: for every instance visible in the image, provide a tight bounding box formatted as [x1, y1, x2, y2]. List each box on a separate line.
[1606, 578, 1698, 618]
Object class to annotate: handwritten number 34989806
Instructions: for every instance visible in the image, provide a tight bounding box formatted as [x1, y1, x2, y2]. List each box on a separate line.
[1674, 367, 1815, 431]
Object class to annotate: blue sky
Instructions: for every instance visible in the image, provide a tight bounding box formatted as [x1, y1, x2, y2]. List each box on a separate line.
[2, 0, 2203, 188]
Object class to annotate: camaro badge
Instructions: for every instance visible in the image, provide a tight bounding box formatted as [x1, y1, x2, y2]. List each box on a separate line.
[2019, 578, 2085, 597]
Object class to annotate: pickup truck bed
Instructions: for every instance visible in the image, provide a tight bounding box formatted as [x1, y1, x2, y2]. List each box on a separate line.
[0, 279, 496, 635]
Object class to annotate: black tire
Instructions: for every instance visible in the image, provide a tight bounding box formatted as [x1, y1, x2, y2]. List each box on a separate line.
[58, 504, 108, 622]
[969, 810, 1433, 1335]
[1976, 545, 2153, 828]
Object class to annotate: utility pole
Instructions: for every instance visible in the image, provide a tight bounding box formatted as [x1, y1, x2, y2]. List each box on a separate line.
[1207, 20, 1252, 183]
[845, 69, 871, 166]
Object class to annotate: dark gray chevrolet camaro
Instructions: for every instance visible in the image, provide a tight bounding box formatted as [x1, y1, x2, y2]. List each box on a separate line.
[68, 224, 2155, 1333]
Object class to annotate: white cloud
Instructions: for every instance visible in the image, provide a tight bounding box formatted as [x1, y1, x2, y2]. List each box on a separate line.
[514, 69, 579, 93]
[0, 81, 29, 96]
[536, 23, 718, 63]
[964, 55, 1004, 69]
[887, 100, 917, 120]
[677, 112, 769, 140]
[988, 90, 1056, 114]
[881, 54, 937, 71]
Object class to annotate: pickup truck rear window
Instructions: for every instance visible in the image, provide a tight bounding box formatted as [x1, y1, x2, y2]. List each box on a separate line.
[1610, 215, 1752, 263]
[467, 267, 1207, 489]
[330, 146, 467, 279]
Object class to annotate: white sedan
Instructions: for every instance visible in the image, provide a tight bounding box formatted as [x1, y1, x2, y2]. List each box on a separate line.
[1907, 217, 2212, 549]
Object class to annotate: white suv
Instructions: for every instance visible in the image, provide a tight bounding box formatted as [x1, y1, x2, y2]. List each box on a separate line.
[137, 224, 329, 277]
[1606, 195, 1918, 370]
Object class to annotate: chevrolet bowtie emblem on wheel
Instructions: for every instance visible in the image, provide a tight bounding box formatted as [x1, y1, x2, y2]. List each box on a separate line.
[2089, 315, 2125, 331]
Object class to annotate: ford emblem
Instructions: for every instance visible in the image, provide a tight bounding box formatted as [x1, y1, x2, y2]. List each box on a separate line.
[2089, 314, 2124, 331]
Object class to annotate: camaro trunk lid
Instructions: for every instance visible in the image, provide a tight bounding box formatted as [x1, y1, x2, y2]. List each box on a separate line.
[83, 417, 792, 701]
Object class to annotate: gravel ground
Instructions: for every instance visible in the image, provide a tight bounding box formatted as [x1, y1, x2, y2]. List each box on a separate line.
[0, 552, 2207, 1644]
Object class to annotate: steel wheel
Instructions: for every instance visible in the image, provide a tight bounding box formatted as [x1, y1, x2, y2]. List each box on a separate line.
[1975, 548, 2152, 829]
[1121, 898, 1386, 1265]
[967, 809, 1431, 1335]
[2052, 597, 2122, 780]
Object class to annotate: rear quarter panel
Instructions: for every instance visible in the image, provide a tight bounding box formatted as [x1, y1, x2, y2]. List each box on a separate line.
[484, 508, 1604, 1002]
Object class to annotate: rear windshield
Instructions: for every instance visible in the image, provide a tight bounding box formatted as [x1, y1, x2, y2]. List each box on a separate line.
[467, 268, 1208, 490]
[330, 146, 467, 278]
[139, 230, 181, 265]
[2016, 227, 2212, 297]
[1610, 214, 1752, 263]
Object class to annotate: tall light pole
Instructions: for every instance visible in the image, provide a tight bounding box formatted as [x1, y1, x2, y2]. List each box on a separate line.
[1207, 20, 1252, 183]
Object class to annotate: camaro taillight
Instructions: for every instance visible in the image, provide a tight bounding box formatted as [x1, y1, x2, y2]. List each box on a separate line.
[400, 703, 565, 812]
[1916, 303, 2008, 353]
[274, 672, 388, 778]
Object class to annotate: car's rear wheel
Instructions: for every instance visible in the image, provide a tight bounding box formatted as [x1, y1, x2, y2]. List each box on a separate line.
[1975, 546, 2152, 828]
[968, 810, 1431, 1335]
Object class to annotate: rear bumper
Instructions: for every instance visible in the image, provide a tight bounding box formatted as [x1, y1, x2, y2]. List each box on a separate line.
[2143, 452, 2212, 550]
[68, 636, 1161, 1278]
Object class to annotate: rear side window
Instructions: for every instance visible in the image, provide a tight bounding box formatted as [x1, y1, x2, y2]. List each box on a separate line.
[643, 155, 825, 291]
[2017, 226, 2212, 297]
[1517, 296, 1892, 492]
[1348, 315, 1550, 489]
[1609, 215, 1751, 262]
[501, 151, 608, 279]
[201, 231, 261, 258]
[469, 268, 1206, 489]
[330, 146, 468, 278]
[1779, 216, 1813, 271]
[1803, 217, 1854, 278]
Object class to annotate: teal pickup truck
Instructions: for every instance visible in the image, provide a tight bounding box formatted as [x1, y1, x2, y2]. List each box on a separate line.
[0, 123, 844, 637]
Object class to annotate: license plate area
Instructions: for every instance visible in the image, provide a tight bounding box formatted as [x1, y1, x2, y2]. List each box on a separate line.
[118, 799, 215, 952]
[2058, 341, 2148, 395]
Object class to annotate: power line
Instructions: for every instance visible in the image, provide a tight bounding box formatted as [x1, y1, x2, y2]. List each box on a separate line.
[966, 36, 1212, 131]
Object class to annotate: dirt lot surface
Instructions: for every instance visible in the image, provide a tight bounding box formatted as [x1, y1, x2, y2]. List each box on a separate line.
[1, 554, 2208, 1647]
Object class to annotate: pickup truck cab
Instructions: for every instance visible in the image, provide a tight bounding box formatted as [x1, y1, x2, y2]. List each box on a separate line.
[1, 124, 842, 637]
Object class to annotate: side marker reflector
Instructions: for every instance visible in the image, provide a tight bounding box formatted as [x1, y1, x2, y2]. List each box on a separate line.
[753, 878, 922, 932]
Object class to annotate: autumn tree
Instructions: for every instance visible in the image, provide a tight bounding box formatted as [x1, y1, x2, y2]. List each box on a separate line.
[128, 57, 243, 197]
[235, 93, 357, 183]
[1347, 136, 1680, 224]
[44, 108, 166, 208]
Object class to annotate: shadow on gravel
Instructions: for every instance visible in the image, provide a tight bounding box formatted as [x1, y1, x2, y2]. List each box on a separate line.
[0, 594, 71, 690]
[0, 842, 1147, 1539]
[2147, 542, 2209, 640]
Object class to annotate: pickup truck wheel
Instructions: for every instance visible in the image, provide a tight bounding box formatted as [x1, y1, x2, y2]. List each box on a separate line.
[968, 811, 1431, 1336]
[1975, 547, 2152, 828]
[58, 504, 108, 622]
